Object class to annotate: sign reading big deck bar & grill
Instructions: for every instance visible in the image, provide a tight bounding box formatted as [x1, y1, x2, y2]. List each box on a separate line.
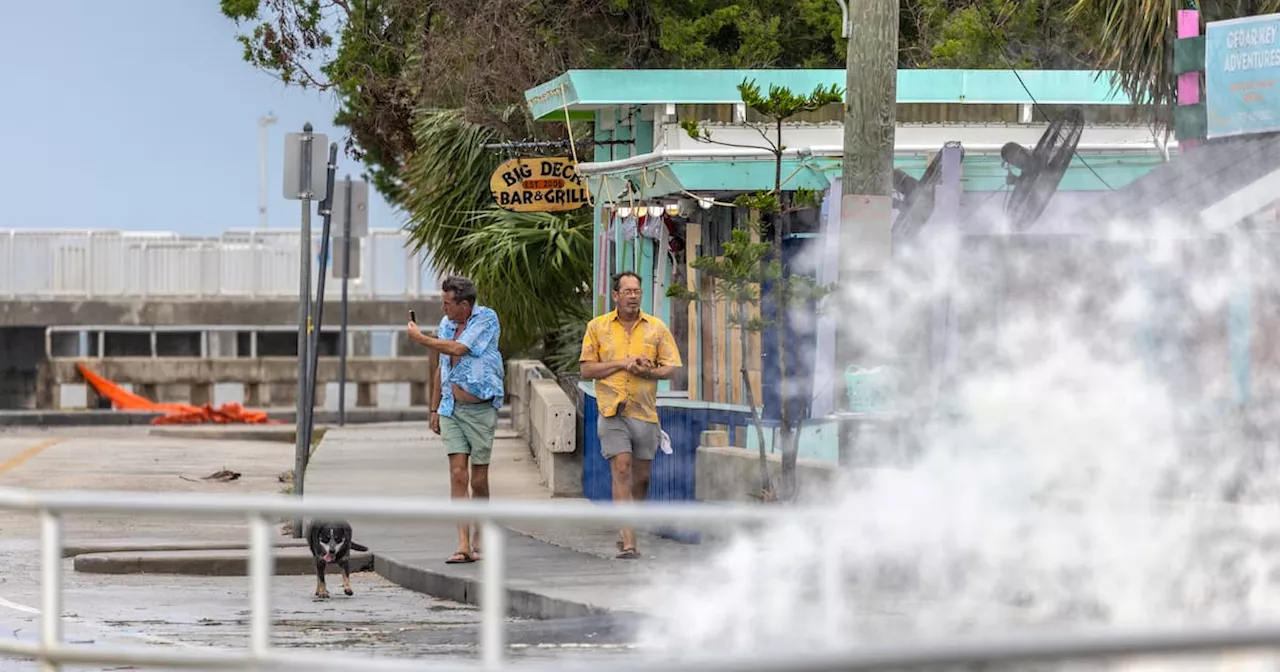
[489, 157, 590, 212]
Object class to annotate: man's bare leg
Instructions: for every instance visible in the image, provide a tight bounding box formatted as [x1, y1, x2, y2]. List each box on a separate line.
[609, 452, 637, 553]
[448, 453, 473, 560]
[627, 458, 652, 551]
[469, 463, 489, 558]
[631, 458, 652, 502]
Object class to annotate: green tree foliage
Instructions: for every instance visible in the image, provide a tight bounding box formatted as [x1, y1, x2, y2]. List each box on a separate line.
[651, 0, 845, 68]
[216, 0, 1116, 363]
[220, 0, 660, 199]
[903, 0, 1099, 69]
[220, 0, 1112, 205]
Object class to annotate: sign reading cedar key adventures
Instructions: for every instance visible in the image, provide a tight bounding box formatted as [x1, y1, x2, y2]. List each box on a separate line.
[1205, 12, 1280, 138]
[489, 157, 590, 212]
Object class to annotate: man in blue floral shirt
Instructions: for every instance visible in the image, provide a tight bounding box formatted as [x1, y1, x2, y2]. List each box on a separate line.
[408, 276, 504, 564]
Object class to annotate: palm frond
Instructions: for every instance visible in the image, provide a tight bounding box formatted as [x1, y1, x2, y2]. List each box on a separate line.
[541, 306, 592, 375]
[1071, 0, 1280, 123]
[400, 108, 504, 275]
[399, 107, 593, 355]
[454, 208, 594, 353]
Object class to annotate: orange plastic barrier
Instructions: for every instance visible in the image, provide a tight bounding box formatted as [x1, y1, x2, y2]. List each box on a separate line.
[76, 363, 280, 425]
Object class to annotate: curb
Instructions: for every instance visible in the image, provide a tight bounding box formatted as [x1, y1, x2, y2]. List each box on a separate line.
[0, 408, 432, 427]
[0, 411, 162, 427]
[147, 426, 299, 443]
[62, 539, 307, 558]
[373, 553, 621, 621]
[73, 547, 375, 576]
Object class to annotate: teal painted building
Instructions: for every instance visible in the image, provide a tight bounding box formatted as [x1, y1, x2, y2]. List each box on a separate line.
[523, 69, 1179, 468]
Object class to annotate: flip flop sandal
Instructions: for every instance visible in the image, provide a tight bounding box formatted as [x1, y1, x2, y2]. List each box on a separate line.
[616, 547, 640, 560]
[445, 551, 476, 564]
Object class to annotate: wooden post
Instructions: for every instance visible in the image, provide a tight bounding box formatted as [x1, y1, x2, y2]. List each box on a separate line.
[836, 0, 899, 399]
[685, 222, 701, 400]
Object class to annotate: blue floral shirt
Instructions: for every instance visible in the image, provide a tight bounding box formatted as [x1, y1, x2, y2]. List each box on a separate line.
[437, 305, 504, 417]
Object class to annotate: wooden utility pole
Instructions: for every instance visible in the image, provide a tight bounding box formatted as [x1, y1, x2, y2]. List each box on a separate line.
[836, 0, 899, 395]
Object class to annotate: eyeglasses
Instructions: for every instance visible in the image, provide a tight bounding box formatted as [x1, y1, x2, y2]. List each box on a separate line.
[616, 289, 642, 296]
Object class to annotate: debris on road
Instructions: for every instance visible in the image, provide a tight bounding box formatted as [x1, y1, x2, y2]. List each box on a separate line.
[77, 362, 279, 425]
[179, 468, 242, 483]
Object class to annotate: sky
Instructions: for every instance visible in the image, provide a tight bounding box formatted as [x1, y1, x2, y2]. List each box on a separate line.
[0, 1, 399, 236]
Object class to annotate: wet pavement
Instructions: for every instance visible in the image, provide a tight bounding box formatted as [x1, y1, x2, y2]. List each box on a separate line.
[0, 427, 645, 670]
[0, 539, 638, 670]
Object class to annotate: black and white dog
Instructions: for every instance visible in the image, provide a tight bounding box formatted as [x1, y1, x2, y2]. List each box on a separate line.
[306, 520, 369, 599]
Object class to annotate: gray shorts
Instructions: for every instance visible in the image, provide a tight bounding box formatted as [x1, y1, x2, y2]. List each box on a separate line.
[598, 414, 659, 461]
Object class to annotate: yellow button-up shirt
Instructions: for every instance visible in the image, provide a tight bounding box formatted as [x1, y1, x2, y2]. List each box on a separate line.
[579, 310, 682, 424]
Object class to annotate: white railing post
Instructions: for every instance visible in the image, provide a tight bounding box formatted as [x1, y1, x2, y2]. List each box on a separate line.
[84, 232, 94, 299]
[7, 230, 15, 297]
[369, 237, 378, 297]
[38, 509, 63, 672]
[248, 513, 274, 658]
[822, 519, 842, 647]
[140, 242, 150, 298]
[480, 520, 508, 671]
[251, 231, 261, 299]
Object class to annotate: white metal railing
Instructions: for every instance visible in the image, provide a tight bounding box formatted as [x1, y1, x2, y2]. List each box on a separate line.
[3, 489, 1280, 671]
[0, 229, 442, 299]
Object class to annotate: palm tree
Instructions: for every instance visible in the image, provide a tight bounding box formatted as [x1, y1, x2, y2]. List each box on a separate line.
[1072, 0, 1280, 119]
[400, 108, 593, 356]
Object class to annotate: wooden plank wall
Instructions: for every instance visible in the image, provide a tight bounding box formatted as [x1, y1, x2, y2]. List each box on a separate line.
[682, 215, 763, 447]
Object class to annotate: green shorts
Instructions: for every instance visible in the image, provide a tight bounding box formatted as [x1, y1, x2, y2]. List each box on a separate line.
[440, 403, 498, 466]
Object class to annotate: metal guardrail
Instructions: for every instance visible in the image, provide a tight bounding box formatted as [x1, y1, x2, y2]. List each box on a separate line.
[0, 229, 441, 299]
[0, 489, 1278, 671]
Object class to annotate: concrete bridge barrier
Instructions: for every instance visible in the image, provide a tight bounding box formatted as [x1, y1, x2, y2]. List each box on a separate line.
[44, 356, 436, 411]
[506, 360, 580, 497]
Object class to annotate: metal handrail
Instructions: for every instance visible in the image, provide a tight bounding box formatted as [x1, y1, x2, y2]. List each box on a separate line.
[0, 228, 440, 299]
[0, 489, 803, 671]
[3, 487, 1280, 670]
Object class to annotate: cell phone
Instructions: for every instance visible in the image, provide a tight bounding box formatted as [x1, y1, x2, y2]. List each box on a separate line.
[409, 310, 417, 323]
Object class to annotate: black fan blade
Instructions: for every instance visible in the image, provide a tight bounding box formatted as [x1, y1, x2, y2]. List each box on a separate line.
[893, 143, 963, 241]
[1004, 108, 1085, 231]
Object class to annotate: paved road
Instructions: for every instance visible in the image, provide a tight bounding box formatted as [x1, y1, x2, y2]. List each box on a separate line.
[0, 427, 641, 670]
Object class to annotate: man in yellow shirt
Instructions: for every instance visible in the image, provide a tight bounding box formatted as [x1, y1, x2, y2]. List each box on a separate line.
[579, 271, 683, 559]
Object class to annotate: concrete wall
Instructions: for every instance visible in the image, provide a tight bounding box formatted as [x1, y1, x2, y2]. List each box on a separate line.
[0, 297, 445, 409]
[506, 360, 580, 497]
[44, 356, 436, 410]
[695, 442, 838, 503]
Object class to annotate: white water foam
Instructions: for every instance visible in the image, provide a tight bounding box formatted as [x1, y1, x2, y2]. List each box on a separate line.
[631, 219, 1280, 670]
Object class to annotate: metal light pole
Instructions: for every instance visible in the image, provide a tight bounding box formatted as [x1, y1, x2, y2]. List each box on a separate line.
[259, 113, 277, 230]
[293, 123, 314, 539]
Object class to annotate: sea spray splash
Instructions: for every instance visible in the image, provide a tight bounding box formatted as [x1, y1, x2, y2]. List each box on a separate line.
[629, 221, 1280, 669]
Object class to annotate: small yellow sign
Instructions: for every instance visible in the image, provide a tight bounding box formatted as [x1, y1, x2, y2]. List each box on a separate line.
[489, 157, 590, 213]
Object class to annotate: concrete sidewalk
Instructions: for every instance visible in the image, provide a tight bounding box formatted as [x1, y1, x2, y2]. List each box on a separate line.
[305, 420, 708, 619]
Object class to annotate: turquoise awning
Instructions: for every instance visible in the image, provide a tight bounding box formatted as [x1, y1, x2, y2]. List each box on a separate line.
[526, 69, 1129, 121]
